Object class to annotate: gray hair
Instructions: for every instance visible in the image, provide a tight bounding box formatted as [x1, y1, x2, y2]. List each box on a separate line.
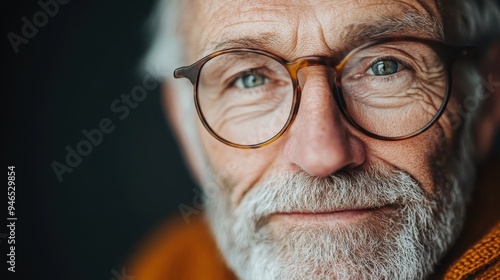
[442, 0, 500, 43]
[141, 0, 183, 81]
[443, 0, 500, 199]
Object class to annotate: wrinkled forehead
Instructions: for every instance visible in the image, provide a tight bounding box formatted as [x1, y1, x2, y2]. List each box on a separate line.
[181, 0, 442, 62]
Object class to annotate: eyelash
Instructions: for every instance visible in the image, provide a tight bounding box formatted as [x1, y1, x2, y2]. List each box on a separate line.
[364, 56, 413, 83]
[368, 56, 413, 73]
[227, 69, 269, 89]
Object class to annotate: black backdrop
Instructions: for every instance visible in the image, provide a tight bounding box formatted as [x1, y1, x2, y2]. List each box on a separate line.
[3, 1, 197, 279]
[2, 1, 500, 280]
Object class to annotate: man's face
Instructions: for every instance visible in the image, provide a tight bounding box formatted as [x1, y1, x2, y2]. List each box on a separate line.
[177, 0, 470, 279]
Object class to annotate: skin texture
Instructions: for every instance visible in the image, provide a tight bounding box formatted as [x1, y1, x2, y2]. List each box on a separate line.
[180, 0, 450, 209]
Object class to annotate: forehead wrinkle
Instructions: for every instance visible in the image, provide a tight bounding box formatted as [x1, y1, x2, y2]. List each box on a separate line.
[196, 15, 300, 60]
[193, 4, 299, 57]
[191, 0, 444, 62]
[203, 16, 442, 64]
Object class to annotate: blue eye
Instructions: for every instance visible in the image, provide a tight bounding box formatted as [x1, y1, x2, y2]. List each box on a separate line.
[370, 60, 400, 76]
[235, 71, 268, 88]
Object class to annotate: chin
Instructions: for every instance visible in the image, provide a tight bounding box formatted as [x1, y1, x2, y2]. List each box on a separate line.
[204, 165, 467, 280]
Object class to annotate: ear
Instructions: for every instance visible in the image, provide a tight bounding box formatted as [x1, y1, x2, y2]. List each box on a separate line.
[475, 41, 500, 161]
[161, 80, 204, 184]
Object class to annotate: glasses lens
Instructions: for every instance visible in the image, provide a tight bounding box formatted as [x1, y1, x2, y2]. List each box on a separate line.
[197, 52, 294, 146]
[340, 40, 448, 138]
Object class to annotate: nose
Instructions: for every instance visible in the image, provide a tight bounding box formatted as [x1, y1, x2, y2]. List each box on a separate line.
[283, 67, 365, 177]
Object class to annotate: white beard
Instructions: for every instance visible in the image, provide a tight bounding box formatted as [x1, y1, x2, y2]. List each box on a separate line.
[203, 164, 468, 280]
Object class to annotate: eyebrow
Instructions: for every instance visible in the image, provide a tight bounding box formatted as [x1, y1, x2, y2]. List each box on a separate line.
[205, 11, 443, 57]
[207, 32, 281, 54]
[343, 11, 444, 44]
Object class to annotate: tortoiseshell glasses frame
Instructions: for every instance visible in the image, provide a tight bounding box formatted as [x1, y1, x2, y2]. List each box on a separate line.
[174, 36, 472, 149]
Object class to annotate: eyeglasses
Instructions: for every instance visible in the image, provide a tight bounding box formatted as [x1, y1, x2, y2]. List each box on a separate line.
[174, 37, 470, 149]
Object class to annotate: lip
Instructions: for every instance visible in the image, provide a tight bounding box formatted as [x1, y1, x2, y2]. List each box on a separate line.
[269, 206, 393, 225]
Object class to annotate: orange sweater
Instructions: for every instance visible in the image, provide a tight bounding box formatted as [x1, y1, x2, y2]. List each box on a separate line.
[130, 217, 499, 280]
[445, 222, 500, 279]
[131, 216, 237, 280]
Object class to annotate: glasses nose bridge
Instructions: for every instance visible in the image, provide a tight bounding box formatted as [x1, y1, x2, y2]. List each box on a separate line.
[287, 56, 339, 88]
[287, 56, 338, 79]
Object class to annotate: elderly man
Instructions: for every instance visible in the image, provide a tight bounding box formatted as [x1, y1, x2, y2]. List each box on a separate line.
[131, 0, 500, 279]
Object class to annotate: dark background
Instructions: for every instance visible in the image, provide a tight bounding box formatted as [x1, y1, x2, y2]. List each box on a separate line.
[3, 0, 197, 279]
[2, 1, 499, 280]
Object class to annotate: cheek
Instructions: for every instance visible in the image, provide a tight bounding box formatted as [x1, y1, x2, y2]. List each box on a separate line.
[198, 121, 279, 205]
[365, 125, 450, 195]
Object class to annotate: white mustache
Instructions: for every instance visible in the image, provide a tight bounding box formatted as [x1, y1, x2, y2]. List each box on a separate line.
[234, 167, 434, 226]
